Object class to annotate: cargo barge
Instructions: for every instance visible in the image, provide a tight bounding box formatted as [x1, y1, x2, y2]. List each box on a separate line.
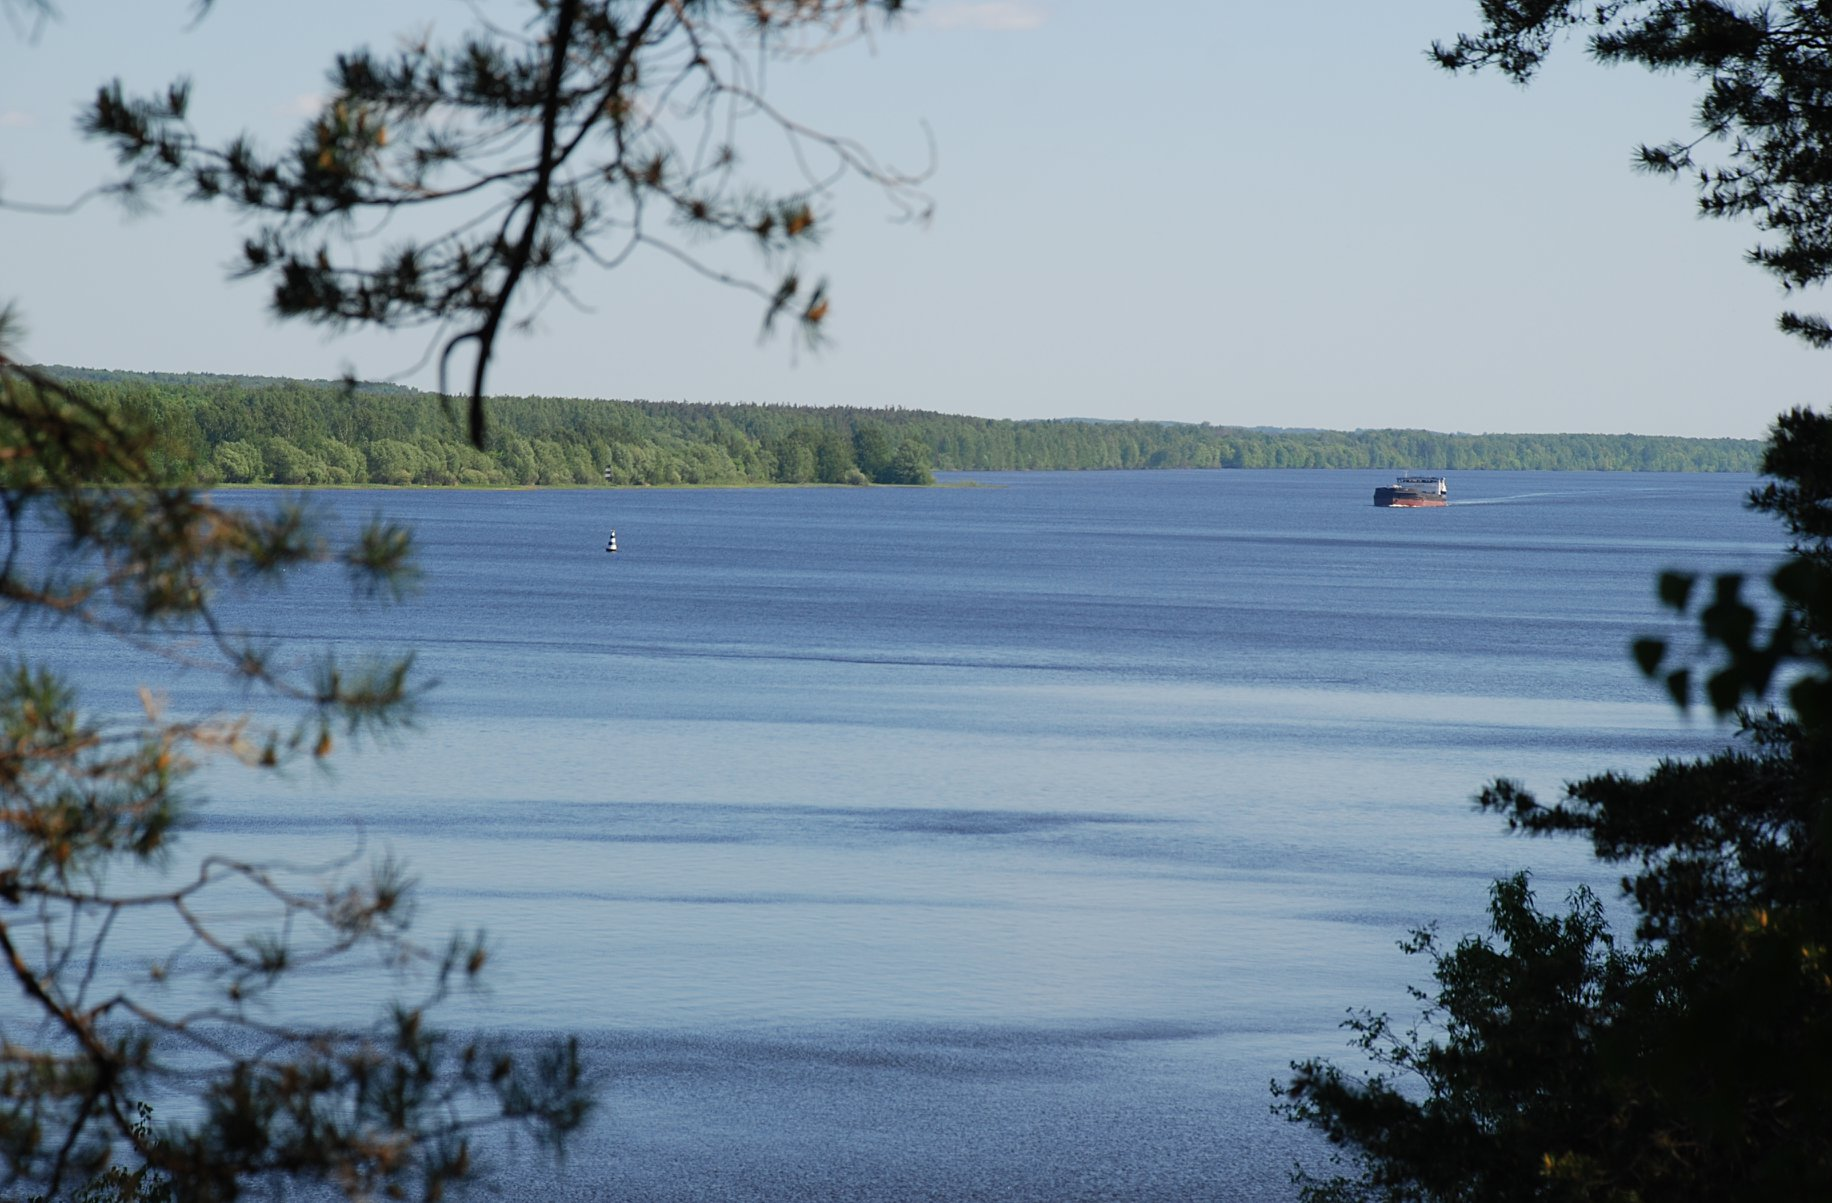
[1373, 475, 1448, 508]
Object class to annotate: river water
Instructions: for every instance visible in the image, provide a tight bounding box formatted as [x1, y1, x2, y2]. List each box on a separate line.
[18, 469, 1783, 1200]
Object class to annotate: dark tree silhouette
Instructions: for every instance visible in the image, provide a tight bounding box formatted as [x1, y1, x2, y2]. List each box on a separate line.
[1281, 5, 1832, 1195]
[1435, 2, 1832, 349]
[1282, 411, 1832, 1201]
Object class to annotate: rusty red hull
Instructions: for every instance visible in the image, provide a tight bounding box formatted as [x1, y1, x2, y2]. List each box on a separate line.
[1373, 488, 1448, 507]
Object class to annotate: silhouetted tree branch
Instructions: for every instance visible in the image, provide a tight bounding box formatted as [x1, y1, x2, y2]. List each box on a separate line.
[80, 0, 931, 447]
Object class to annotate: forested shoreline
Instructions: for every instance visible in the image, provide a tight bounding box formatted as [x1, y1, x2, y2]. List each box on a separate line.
[46, 367, 1762, 487]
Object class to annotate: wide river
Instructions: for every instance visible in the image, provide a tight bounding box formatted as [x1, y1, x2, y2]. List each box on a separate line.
[24, 469, 1784, 1200]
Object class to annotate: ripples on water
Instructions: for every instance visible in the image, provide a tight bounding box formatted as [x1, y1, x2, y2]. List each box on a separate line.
[19, 469, 1780, 1200]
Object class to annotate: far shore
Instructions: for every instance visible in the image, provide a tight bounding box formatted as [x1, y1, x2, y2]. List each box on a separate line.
[199, 462, 1754, 495]
[207, 478, 996, 492]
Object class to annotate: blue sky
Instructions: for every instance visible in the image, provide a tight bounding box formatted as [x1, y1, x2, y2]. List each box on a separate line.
[3, 1, 1821, 438]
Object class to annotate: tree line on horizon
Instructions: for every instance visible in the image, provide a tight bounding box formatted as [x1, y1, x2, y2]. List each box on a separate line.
[8, 0, 1831, 1194]
[45, 366, 1760, 487]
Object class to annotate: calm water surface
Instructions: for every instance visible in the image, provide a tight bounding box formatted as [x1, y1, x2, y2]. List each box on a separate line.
[22, 469, 1782, 1200]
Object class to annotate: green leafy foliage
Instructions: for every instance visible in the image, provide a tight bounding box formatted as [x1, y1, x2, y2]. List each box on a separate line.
[1282, 875, 1651, 1203]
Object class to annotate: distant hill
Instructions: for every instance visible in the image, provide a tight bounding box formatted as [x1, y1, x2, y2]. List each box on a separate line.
[37, 367, 1764, 486]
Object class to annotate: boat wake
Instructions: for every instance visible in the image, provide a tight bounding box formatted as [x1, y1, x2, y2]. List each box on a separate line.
[1452, 490, 1587, 506]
